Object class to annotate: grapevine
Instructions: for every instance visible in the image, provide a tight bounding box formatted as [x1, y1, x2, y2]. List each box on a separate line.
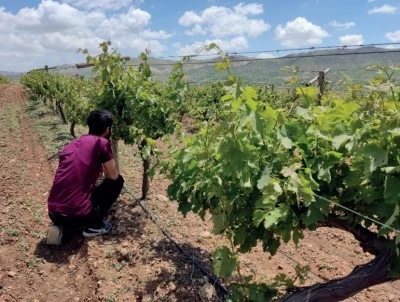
[166, 48, 400, 300]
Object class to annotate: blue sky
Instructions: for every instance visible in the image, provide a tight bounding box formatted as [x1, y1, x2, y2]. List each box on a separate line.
[0, 0, 400, 72]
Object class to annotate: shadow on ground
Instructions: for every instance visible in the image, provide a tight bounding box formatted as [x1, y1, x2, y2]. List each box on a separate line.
[34, 228, 88, 264]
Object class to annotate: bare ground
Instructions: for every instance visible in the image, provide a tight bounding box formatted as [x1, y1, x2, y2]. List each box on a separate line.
[1, 83, 400, 302]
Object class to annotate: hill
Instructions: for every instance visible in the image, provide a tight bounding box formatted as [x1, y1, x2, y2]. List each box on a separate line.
[0, 70, 23, 81]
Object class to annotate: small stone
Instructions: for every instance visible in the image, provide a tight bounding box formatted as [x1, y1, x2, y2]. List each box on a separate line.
[168, 281, 176, 291]
[73, 298, 80, 302]
[121, 240, 130, 248]
[7, 271, 16, 278]
[119, 248, 130, 256]
[157, 195, 169, 202]
[199, 283, 216, 301]
[38, 270, 45, 275]
[142, 294, 153, 302]
[199, 231, 212, 239]
[117, 248, 131, 262]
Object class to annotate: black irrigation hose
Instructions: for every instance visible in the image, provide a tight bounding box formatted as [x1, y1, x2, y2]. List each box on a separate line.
[122, 186, 229, 296]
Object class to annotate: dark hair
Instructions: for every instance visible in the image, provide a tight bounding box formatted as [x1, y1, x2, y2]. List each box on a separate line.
[87, 110, 113, 136]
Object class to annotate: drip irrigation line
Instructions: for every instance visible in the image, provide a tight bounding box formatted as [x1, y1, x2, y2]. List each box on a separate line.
[313, 193, 400, 234]
[121, 186, 229, 296]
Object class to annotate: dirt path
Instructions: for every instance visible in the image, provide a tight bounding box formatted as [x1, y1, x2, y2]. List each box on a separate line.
[1, 84, 400, 302]
[0, 84, 97, 301]
[0, 84, 219, 302]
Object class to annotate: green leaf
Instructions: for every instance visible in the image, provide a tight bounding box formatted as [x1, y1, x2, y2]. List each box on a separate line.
[384, 175, 400, 204]
[295, 106, 313, 120]
[244, 86, 258, 110]
[178, 201, 192, 217]
[212, 212, 228, 234]
[362, 143, 388, 173]
[257, 167, 272, 190]
[280, 137, 293, 149]
[253, 204, 288, 229]
[231, 97, 242, 110]
[226, 74, 236, 85]
[382, 166, 400, 174]
[235, 77, 243, 99]
[212, 246, 237, 278]
[332, 134, 352, 150]
[292, 227, 303, 245]
[301, 198, 329, 227]
[379, 204, 399, 235]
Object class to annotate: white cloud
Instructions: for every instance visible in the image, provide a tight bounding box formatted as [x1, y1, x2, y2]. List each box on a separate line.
[179, 11, 203, 26]
[329, 20, 355, 30]
[233, 3, 263, 15]
[99, 7, 151, 34]
[178, 3, 270, 38]
[0, 0, 171, 72]
[62, 0, 134, 11]
[0, 7, 16, 33]
[176, 37, 249, 56]
[255, 53, 275, 59]
[368, 4, 398, 14]
[339, 34, 364, 45]
[15, 1, 92, 33]
[275, 17, 329, 47]
[184, 25, 207, 36]
[368, 0, 376, 2]
[385, 30, 400, 42]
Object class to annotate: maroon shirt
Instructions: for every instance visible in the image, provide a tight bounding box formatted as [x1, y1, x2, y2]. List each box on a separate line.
[48, 134, 113, 217]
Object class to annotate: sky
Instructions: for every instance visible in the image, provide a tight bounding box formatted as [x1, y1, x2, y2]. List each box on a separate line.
[0, 0, 400, 72]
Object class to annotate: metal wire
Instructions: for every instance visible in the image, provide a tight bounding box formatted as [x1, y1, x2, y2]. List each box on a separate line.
[313, 193, 400, 234]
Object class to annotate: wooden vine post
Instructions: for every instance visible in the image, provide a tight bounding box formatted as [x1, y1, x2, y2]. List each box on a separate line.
[111, 139, 120, 173]
[306, 68, 330, 105]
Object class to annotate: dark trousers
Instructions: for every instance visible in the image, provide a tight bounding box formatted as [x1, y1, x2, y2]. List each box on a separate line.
[49, 175, 124, 229]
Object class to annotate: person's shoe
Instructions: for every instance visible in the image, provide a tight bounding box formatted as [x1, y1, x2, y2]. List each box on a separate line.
[46, 224, 63, 245]
[82, 221, 113, 238]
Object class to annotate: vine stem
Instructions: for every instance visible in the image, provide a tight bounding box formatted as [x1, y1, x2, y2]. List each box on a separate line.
[228, 235, 244, 285]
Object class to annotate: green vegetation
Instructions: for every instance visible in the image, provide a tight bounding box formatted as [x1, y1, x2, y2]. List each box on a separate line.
[167, 48, 400, 299]
[20, 41, 400, 301]
[0, 75, 11, 84]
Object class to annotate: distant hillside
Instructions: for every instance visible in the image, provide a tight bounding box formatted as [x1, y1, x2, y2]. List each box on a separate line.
[48, 46, 400, 86]
[0, 71, 23, 81]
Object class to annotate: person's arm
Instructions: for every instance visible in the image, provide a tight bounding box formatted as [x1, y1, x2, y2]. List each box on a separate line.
[103, 158, 119, 180]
